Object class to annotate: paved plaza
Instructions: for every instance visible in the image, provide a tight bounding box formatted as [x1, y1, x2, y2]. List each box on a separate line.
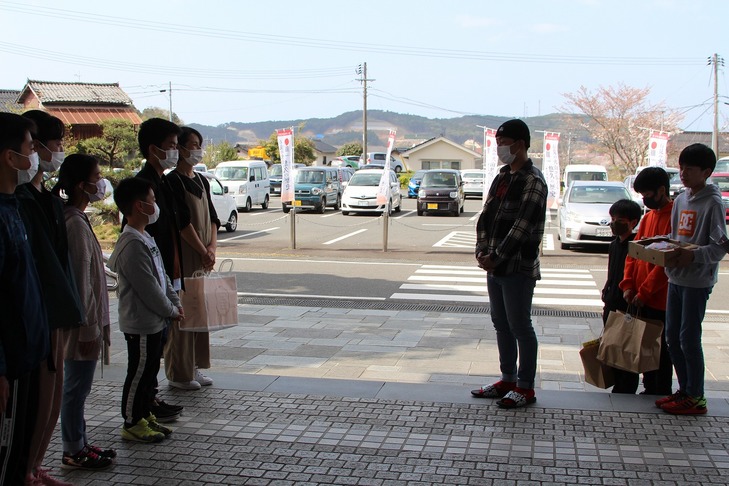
[41, 300, 729, 485]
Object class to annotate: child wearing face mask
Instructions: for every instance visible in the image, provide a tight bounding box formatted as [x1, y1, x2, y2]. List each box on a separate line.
[601, 199, 642, 393]
[619, 167, 674, 396]
[108, 177, 183, 443]
[17, 111, 85, 484]
[52, 154, 116, 472]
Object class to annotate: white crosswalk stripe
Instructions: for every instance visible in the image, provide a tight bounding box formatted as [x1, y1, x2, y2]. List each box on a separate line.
[433, 231, 557, 251]
[390, 264, 603, 308]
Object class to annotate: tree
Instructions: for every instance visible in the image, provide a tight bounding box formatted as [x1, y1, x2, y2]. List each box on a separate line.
[202, 140, 239, 169]
[562, 84, 682, 176]
[140, 106, 183, 125]
[80, 119, 138, 168]
[336, 142, 363, 157]
[261, 130, 316, 165]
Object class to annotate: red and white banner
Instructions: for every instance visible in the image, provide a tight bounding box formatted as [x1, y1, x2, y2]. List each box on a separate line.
[277, 128, 294, 202]
[376, 130, 397, 206]
[648, 132, 669, 168]
[483, 128, 498, 204]
[543, 132, 560, 208]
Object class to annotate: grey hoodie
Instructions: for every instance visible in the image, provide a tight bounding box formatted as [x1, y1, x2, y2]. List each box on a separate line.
[108, 227, 181, 335]
[665, 183, 726, 288]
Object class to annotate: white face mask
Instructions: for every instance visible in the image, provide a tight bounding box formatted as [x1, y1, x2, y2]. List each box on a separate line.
[185, 149, 203, 166]
[142, 201, 160, 225]
[85, 179, 107, 203]
[13, 151, 39, 185]
[157, 147, 179, 170]
[497, 144, 516, 165]
[39, 151, 64, 172]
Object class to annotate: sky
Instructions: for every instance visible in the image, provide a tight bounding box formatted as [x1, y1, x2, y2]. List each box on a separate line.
[0, 0, 726, 133]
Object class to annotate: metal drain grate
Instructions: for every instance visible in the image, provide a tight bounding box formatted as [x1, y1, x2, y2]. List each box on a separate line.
[237, 295, 602, 318]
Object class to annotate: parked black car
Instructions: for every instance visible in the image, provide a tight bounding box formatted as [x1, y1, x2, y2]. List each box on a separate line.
[416, 169, 465, 217]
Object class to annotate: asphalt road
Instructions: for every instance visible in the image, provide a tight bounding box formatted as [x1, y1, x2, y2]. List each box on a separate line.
[215, 195, 729, 316]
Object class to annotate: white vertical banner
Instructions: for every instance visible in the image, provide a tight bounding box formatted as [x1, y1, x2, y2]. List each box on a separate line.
[543, 132, 560, 208]
[483, 128, 498, 204]
[376, 130, 397, 205]
[277, 128, 294, 202]
[648, 132, 669, 168]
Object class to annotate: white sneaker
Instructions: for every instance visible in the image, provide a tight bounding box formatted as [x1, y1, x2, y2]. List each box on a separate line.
[195, 369, 213, 386]
[168, 380, 201, 390]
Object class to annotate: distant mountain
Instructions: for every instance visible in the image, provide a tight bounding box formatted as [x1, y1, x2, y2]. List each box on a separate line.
[189, 110, 592, 150]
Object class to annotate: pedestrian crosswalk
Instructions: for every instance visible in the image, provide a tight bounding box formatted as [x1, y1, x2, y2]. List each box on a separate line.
[433, 231, 556, 251]
[390, 264, 603, 308]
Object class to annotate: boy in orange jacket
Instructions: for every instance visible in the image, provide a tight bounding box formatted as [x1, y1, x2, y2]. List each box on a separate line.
[619, 167, 674, 395]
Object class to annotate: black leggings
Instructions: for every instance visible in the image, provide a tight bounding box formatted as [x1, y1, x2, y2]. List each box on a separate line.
[122, 331, 163, 426]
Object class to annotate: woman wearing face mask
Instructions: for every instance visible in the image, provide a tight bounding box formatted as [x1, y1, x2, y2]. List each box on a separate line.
[51, 154, 115, 472]
[164, 127, 220, 390]
[17, 111, 85, 486]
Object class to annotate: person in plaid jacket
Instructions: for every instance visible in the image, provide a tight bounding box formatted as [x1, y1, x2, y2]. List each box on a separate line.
[470, 119, 547, 409]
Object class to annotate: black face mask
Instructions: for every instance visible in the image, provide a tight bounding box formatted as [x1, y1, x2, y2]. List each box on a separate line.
[643, 195, 662, 209]
[610, 220, 629, 236]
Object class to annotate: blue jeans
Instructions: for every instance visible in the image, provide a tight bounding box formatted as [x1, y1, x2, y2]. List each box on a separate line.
[487, 272, 538, 389]
[665, 283, 711, 397]
[61, 359, 97, 455]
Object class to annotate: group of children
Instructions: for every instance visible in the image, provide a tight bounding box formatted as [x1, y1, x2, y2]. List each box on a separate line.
[0, 113, 207, 485]
[603, 143, 726, 414]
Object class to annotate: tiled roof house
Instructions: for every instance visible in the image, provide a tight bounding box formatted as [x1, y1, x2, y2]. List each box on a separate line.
[16, 80, 142, 139]
[0, 89, 22, 112]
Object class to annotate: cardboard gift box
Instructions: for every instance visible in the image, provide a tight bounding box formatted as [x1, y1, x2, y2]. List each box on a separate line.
[628, 237, 698, 267]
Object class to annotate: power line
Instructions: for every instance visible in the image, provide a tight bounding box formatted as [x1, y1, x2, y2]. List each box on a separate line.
[0, 2, 706, 66]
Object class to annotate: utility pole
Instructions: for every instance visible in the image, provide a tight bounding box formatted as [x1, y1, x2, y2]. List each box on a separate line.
[357, 63, 374, 163]
[168, 81, 173, 122]
[709, 54, 724, 157]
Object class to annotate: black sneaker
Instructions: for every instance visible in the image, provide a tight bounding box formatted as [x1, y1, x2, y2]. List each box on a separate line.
[61, 445, 113, 470]
[155, 398, 183, 414]
[150, 404, 180, 423]
[86, 443, 117, 459]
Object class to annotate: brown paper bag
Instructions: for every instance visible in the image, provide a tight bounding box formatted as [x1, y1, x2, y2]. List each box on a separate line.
[180, 268, 238, 332]
[580, 338, 614, 389]
[597, 310, 663, 373]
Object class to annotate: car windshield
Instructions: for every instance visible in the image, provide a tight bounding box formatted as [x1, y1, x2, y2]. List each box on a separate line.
[349, 172, 381, 186]
[670, 173, 681, 184]
[412, 170, 427, 180]
[462, 171, 484, 180]
[296, 170, 325, 184]
[269, 165, 282, 176]
[566, 171, 607, 185]
[568, 185, 631, 204]
[712, 175, 729, 192]
[216, 167, 248, 181]
[422, 172, 456, 188]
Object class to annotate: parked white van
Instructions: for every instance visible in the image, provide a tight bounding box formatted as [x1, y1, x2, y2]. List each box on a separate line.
[562, 164, 608, 192]
[214, 160, 270, 212]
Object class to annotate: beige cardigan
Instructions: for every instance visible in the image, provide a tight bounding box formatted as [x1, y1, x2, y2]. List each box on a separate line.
[62, 206, 110, 361]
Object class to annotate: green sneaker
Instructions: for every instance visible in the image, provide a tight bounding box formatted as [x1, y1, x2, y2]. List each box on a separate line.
[146, 414, 173, 437]
[121, 418, 165, 443]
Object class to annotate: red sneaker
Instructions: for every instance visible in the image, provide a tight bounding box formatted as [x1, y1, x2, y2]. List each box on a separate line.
[471, 380, 516, 398]
[655, 390, 685, 408]
[661, 395, 707, 415]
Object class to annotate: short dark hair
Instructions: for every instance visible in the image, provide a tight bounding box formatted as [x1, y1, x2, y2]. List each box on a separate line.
[138, 118, 181, 158]
[52, 154, 98, 202]
[21, 110, 65, 144]
[179, 126, 203, 147]
[0, 112, 36, 153]
[678, 143, 716, 171]
[609, 199, 642, 221]
[114, 177, 153, 216]
[633, 167, 670, 194]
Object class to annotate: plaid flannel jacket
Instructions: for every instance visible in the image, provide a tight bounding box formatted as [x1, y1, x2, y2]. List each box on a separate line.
[475, 159, 547, 279]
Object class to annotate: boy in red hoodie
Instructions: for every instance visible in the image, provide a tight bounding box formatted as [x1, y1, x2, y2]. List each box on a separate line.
[619, 167, 674, 395]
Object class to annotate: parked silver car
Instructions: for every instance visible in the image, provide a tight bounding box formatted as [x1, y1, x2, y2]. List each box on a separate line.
[557, 181, 634, 249]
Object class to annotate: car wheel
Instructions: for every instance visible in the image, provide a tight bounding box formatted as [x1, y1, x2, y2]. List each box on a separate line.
[318, 198, 326, 214]
[282, 205, 290, 214]
[417, 208, 423, 216]
[394, 196, 402, 213]
[560, 242, 571, 250]
[225, 211, 238, 232]
[242, 198, 252, 212]
[342, 211, 349, 216]
[333, 194, 341, 210]
[262, 194, 269, 209]
[453, 207, 460, 217]
[394, 166, 402, 173]
[460, 202, 464, 213]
